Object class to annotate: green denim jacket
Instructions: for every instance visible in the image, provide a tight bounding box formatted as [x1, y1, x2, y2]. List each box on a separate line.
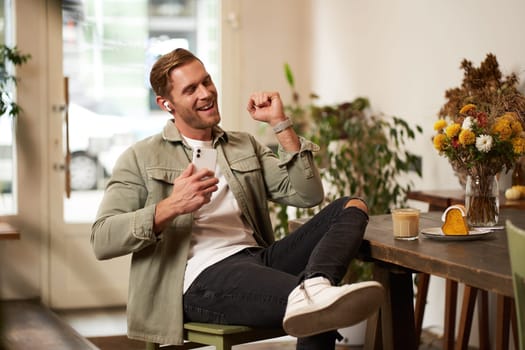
[91, 120, 324, 345]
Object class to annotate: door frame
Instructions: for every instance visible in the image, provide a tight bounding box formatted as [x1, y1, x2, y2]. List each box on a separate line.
[44, 0, 133, 308]
[43, 0, 66, 306]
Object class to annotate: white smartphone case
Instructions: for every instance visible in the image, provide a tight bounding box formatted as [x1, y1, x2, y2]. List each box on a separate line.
[192, 147, 217, 172]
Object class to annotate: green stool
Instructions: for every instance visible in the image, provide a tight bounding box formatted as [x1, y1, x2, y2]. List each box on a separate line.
[506, 220, 525, 350]
[145, 322, 286, 350]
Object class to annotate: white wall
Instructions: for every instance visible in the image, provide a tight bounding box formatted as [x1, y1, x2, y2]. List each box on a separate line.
[309, 0, 525, 192]
[224, 0, 311, 145]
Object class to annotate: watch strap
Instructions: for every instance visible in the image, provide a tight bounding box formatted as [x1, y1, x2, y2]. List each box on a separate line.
[272, 118, 293, 134]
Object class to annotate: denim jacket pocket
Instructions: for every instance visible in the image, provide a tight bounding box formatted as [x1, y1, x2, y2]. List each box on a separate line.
[229, 155, 261, 173]
[146, 168, 182, 201]
[146, 167, 181, 184]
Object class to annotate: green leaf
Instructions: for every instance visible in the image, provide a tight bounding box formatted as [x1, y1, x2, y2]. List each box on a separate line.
[284, 63, 295, 88]
[0, 44, 30, 119]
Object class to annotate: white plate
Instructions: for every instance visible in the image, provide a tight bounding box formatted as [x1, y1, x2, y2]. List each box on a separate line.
[420, 227, 493, 241]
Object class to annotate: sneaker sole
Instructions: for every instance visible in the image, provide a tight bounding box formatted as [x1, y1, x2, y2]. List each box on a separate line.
[283, 281, 384, 338]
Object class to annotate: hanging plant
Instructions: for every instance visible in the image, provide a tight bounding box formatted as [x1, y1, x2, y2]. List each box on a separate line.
[0, 45, 31, 118]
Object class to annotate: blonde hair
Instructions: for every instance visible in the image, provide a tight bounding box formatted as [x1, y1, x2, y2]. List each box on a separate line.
[149, 48, 201, 97]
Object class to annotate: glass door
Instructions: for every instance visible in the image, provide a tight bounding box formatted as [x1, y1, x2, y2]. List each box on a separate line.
[48, 0, 219, 308]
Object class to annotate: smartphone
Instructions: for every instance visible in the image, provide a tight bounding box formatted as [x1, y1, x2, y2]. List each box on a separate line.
[192, 147, 217, 173]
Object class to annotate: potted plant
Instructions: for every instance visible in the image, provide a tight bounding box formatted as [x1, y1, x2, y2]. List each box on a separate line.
[270, 64, 422, 345]
[272, 64, 422, 238]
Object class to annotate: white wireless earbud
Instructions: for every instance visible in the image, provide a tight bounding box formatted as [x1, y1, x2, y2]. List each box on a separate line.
[163, 101, 172, 112]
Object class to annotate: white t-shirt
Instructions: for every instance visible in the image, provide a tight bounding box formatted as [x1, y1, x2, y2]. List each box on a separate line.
[182, 137, 258, 292]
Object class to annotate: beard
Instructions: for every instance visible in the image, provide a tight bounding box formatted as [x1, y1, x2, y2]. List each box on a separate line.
[175, 103, 221, 130]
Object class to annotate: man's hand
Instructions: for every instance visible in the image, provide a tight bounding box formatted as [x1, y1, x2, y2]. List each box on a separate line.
[247, 91, 287, 126]
[247, 91, 300, 152]
[154, 163, 219, 233]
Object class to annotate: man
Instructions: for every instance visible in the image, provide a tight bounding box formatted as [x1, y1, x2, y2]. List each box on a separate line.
[91, 48, 384, 350]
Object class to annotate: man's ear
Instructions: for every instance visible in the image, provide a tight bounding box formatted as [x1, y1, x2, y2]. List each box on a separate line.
[156, 97, 174, 113]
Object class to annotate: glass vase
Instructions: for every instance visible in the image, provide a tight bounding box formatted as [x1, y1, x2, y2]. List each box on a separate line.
[512, 156, 525, 186]
[465, 174, 499, 227]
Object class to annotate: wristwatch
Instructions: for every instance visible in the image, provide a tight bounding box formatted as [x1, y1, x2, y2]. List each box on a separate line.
[272, 118, 293, 134]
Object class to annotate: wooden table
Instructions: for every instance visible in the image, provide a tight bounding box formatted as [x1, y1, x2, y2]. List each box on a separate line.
[408, 189, 522, 349]
[363, 209, 519, 350]
[0, 222, 20, 240]
[291, 208, 519, 350]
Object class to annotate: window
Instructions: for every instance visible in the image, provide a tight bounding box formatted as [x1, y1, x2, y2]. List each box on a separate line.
[62, 0, 219, 221]
[0, 0, 17, 215]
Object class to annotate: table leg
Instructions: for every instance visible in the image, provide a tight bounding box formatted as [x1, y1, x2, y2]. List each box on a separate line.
[455, 286, 478, 350]
[496, 295, 511, 350]
[414, 273, 430, 345]
[368, 263, 417, 350]
[444, 280, 458, 350]
[477, 290, 490, 350]
[364, 309, 382, 350]
[510, 298, 518, 350]
[366, 264, 392, 350]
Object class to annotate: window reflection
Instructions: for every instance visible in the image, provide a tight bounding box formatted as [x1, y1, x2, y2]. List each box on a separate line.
[62, 0, 219, 222]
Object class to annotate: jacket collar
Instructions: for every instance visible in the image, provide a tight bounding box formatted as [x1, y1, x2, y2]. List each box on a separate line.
[161, 119, 228, 146]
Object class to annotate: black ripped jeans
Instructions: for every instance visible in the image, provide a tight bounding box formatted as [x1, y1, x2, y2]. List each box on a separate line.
[183, 197, 369, 350]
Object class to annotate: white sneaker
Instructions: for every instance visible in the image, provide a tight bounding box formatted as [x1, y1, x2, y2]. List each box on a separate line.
[283, 276, 384, 337]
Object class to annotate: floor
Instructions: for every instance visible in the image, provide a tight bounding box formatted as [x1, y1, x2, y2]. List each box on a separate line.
[0, 301, 451, 350]
[87, 336, 361, 350]
[56, 307, 449, 350]
[86, 333, 447, 350]
[1, 300, 98, 350]
[57, 307, 128, 338]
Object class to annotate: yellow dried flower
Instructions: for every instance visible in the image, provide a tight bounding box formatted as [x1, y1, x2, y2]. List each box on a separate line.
[445, 123, 461, 138]
[459, 104, 476, 114]
[511, 120, 523, 135]
[458, 129, 476, 145]
[500, 112, 518, 122]
[492, 118, 512, 140]
[433, 133, 446, 151]
[512, 137, 525, 154]
[435, 54, 525, 175]
[434, 119, 447, 131]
